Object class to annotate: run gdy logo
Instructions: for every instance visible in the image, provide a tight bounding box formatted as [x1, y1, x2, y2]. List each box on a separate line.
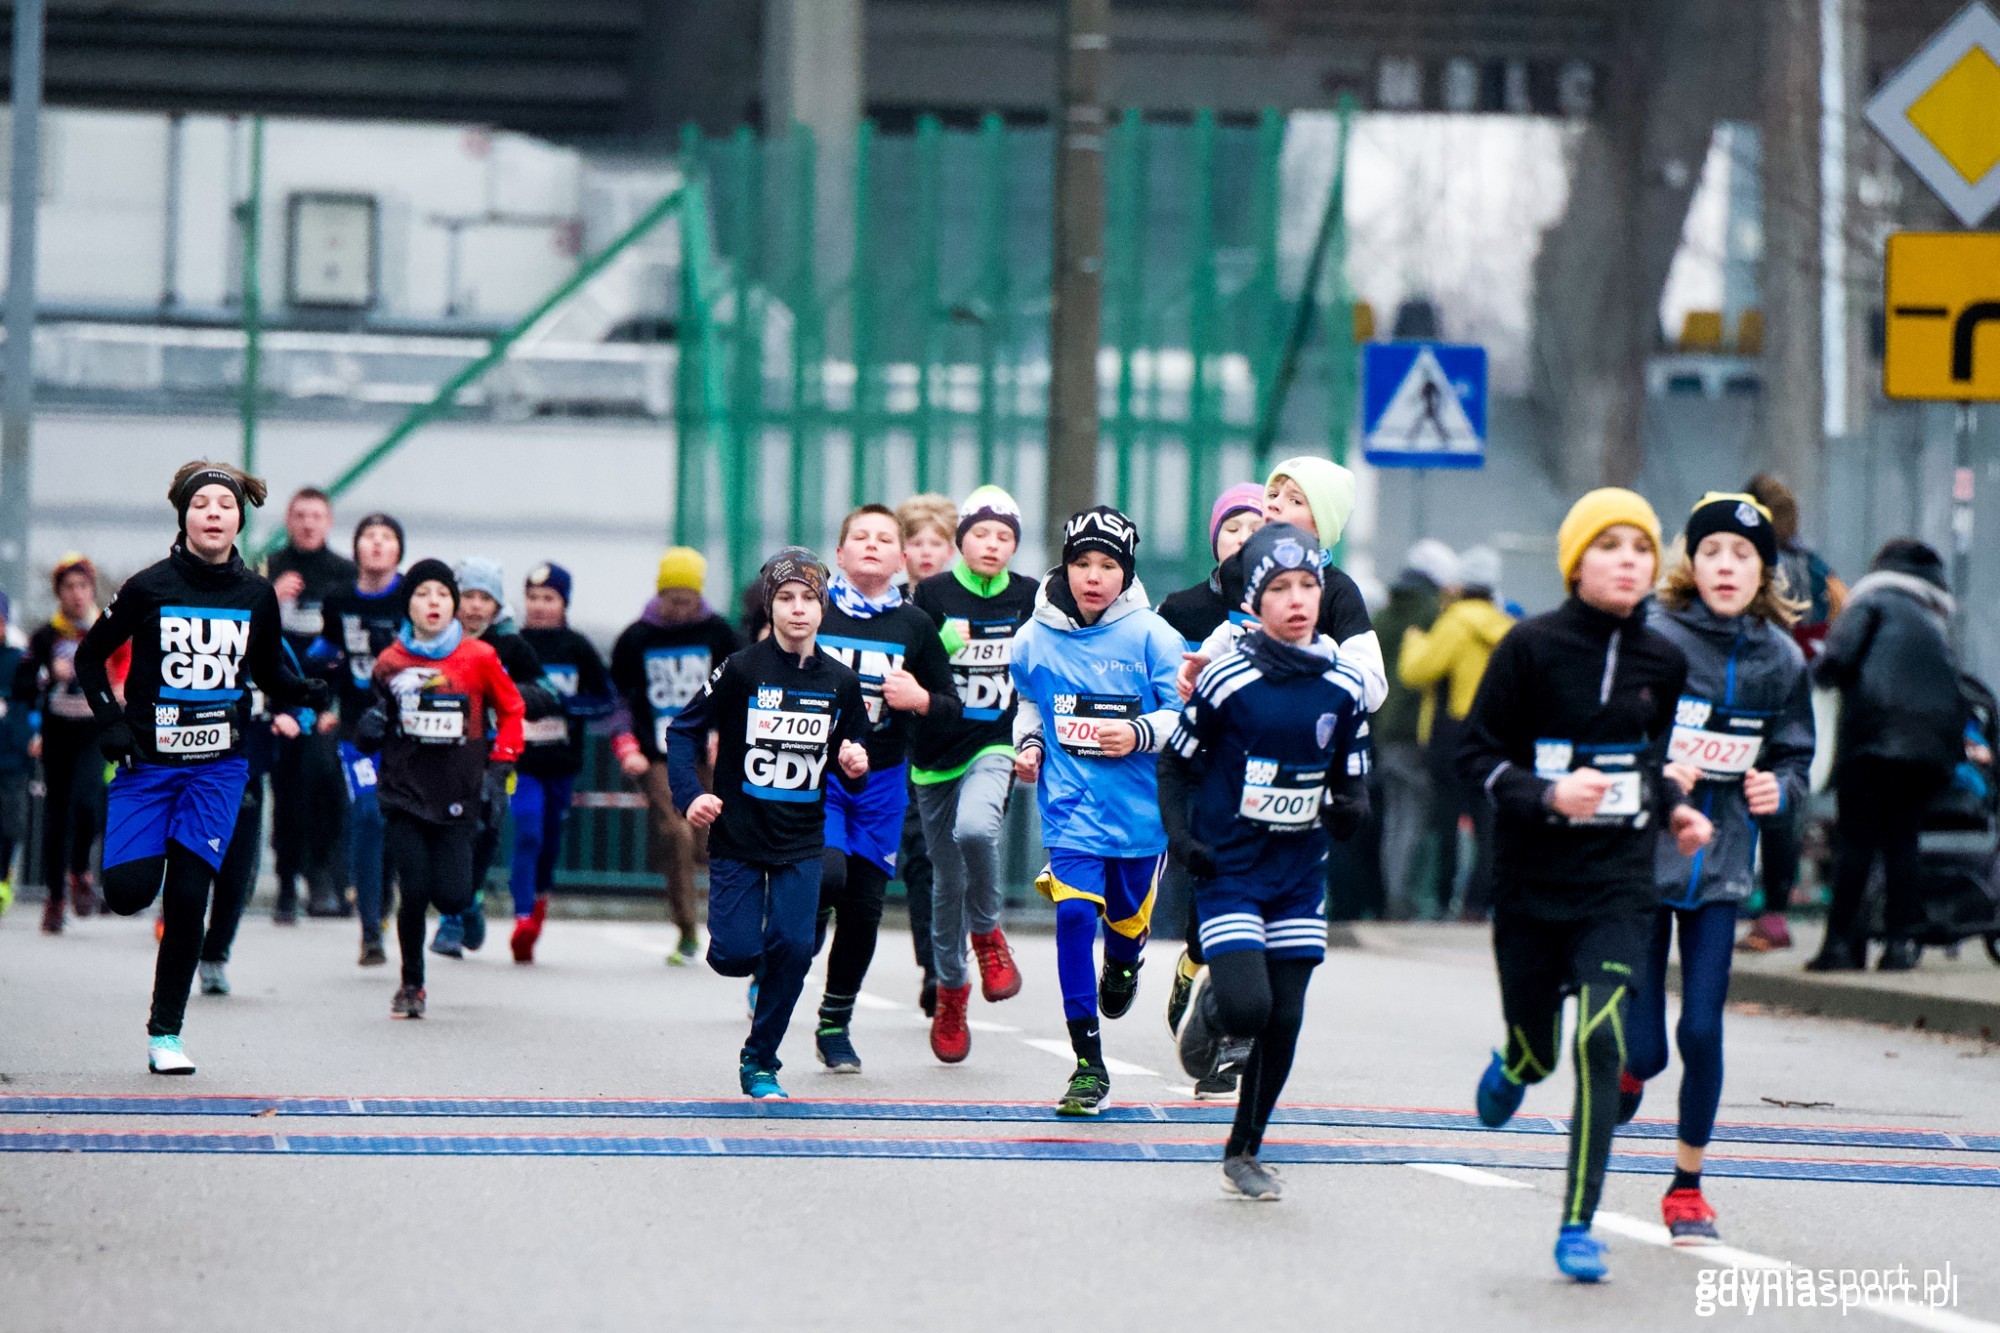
[159, 607, 251, 697]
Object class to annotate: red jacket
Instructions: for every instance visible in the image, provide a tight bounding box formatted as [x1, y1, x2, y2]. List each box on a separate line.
[369, 634, 524, 824]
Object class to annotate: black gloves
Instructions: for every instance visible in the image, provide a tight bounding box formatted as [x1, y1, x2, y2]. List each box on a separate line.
[1168, 834, 1218, 880]
[98, 717, 136, 767]
[353, 703, 390, 753]
[297, 677, 334, 714]
[481, 762, 515, 827]
[1321, 781, 1370, 842]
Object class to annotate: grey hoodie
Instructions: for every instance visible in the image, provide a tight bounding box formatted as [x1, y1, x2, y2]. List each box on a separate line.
[1650, 599, 1816, 909]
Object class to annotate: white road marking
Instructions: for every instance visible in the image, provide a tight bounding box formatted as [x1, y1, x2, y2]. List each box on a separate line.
[967, 1020, 1022, 1033]
[853, 992, 901, 1011]
[1405, 1162, 1533, 1189]
[1020, 1037, 1159, 1079]
[1588, 1212, 1999, 1333]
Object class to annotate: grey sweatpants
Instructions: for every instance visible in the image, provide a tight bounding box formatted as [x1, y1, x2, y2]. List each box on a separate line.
[915, 750, 1014, 991]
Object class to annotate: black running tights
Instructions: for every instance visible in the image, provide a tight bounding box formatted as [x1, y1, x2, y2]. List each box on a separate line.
[103, 841, 215, 1037]
[815, 848, 890, 1003]
[386, 813, 476, 988]
[1208, 951, 1318, 1158]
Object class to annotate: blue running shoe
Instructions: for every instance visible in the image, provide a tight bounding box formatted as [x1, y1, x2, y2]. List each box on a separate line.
[739, 1058, 787, 1100]
[430, 915, 465, 958]
[1476, 1050, 1526, 1127]
[460, 898, 487, 952]
[1554, 1225, 1608, 1282]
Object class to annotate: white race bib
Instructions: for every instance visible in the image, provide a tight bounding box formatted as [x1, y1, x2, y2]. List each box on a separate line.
[1667, 727, 1763, 779]
[280, 601, 325, 637]
[1594, 771, 1643, 817]
[522, 715, 570, 745]
[748, 707, 832, 748]
[401, 705, 466, 741]
[156, 721, 230, 756]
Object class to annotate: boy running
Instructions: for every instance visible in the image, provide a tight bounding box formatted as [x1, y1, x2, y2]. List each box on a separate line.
[909, 486, 1038, 1061]
[893, 492, 959, 1015]
[810, 507, 961, 1071]
[1010, 506, 1183, 1114]
[667, 548, 870, 1099]
[1158, 523, 1371, 1198]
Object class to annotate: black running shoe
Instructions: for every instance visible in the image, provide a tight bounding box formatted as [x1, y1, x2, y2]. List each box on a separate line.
[391, 985, 426, 1019]
[1057, 1062, 1111, 1116]
[1177, 974, 1223, 1081]
[358, 936, 388, 967]
[919, 972, 938, 1019]
[1099, 956, 1143, 1020]
[1166, 949, 1197, 1037]
[815, 1026, 862, 1073]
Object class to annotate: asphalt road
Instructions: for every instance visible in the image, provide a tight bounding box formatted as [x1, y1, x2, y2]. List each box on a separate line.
[3, 909, 1997, 1333]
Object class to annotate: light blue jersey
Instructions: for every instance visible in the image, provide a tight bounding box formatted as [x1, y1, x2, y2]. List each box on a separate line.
[1010, 575, 1183, 858]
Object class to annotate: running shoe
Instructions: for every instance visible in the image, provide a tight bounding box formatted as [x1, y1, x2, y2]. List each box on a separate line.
[430, 916, 465, 958]
[391, 985, 426, 1019]
[198, 961, 230, 996]
[460, 900, 487, 952]
[1736, 913, 1792, 952]
[1221, 1153, 1283, 1201]
[305, 890, 344, 918]
[510, 915, 539, 964]
[69, 872, 100, 918]
[1098, 955, 1143, 1020]
[815, 1026, 863, 1073]
[1192, 1068, 1240, 1099]
[1661, 1188, 1720, 1245]
[1165, 949, 1198, 1037]
[0, 878, 12, 915]
[153, 913, 165, 941]
[667, 931, 699, 967]
[148, 1034, 196, 1075]
[929, 983, 971, 1063]
[1553, 1225, 1608, 1282]
[1617, 1071, 1645, 1125]
[1475, 1050, 1526, 1128]
[1214, 1037, 1254, 1082]
[272, 901, 299, 926]
[970, 927, 1022, 1001]
[1176, 973, 1223, 1081]
[1057, 1062, 1111, 1116]
[40, 894, 63, 935]
[358, 936, 388, 967]
[739, 1059, 787, 1100]
[919, 971, 938, 1018]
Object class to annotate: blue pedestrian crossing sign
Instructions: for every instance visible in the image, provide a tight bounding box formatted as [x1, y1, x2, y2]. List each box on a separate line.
[1361, 342, 1487, 469]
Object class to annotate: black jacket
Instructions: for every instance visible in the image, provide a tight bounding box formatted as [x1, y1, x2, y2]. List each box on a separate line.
[609, 612, 744, 761]
[75, 542, 324, 768]
[1457, 596, 1689, 919]
[265, 543, 358, 657]
[1813, 570, 1965, 780]
[817, 599, 962, 772]
[519, 625, 615, 779]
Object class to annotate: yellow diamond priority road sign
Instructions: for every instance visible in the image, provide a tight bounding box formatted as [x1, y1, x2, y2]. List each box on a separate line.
[1884, 232, 2000, 401]
[1865, 2, 2000, 227]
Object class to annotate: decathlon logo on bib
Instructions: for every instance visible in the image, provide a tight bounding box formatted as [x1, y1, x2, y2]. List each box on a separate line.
[159, 606, 251, 699]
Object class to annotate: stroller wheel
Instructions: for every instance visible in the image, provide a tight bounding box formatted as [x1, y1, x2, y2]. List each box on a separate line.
[1985, 933, 2000, 967]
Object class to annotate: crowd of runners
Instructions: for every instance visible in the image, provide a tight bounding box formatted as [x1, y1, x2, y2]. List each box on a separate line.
[9, 450, 1984, 1285]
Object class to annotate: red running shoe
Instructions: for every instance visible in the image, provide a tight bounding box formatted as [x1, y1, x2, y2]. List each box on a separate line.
[970, 928, 1022, 1002]
[930, 983, 971, 1063]
[529, 894, 550, 929]
[510, 914, 540, 964]
[1661, 1188, 1720, 1245]
[69, 872, 100, 918]
[1617, 1070, 1645, 1125]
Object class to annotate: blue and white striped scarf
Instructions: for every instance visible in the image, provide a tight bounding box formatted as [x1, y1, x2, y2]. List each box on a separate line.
[827, 572, 904, 619]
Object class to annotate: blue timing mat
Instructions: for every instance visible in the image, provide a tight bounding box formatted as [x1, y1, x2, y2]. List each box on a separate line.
[2, 1093, 1995, 1155]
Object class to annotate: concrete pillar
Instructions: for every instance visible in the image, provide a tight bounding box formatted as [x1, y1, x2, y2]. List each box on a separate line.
[1759, 0, 1823, 522]
[765, 0, 863, 306]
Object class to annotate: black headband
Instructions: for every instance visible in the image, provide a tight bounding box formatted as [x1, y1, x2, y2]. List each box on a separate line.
[174, 468, 249, 518]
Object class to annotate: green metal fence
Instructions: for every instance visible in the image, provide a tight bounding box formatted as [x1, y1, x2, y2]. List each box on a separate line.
[672, 106, 1357, 597]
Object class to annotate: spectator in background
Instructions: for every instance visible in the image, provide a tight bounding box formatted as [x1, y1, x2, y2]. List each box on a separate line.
[1808, 540, 1965, 972]
[1365, 540, 1457, 919]
[0, 591, 30, 917]
[1740, 473, 1847, 952]
[264, 487, 356, 925]
[1398, 546, 1514, 920]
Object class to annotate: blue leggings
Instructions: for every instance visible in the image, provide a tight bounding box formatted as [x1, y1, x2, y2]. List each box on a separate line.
[1625, 901, 1736, 1149]
[507, 772, 574, 917]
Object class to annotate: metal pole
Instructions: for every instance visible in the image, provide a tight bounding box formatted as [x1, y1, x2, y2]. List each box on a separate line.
[162, 112, 185, 311]
[239, 116, 265, 486]
[913, 115, 943, 494]
[1184, 109, 1218, 584]
[1045, 0, 1109, 545]
[975, 113, 1006, 487]
[1, 0, 47, 602]
[787, 125, 820, 547]
[1953, 402, 1975, 659]
[850, 118, 876, 510]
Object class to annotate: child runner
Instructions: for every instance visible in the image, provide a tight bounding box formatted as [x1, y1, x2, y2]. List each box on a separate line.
[1624, 493, 1814, 1245]
[311, 514, 405, 958]
[610, 548, 743, 964]
[75, 461, 328, 1074]
[353, 559, 524, 1019]
[1156, 481, 1265, 1044]
[1458, 488, 1713, 1283]
[666, 548, 869, 1099]
[809, 506, 961, 1071]
[514, 562, 615, 962]
[25, 554, 126, 931]
[909, 486, 1038, 1061]
[1180, 457, 1386, 714]
[893, 492, 959, 1015]
[431, 557, 558, 958]
[1158, 523, 1371, 1198]
[1010, 506, 1182, 1115]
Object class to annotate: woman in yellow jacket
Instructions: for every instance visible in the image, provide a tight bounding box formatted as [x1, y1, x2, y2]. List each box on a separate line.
[1398, 547, 1515, 918]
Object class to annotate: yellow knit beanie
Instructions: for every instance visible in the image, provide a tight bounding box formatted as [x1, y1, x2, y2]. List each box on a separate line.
[656, 546, 708, 593]
[1556, 488, 1662, 584]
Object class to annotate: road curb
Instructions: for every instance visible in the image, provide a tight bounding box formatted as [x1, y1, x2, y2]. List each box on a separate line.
[1711, 968, 2000, 1042]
